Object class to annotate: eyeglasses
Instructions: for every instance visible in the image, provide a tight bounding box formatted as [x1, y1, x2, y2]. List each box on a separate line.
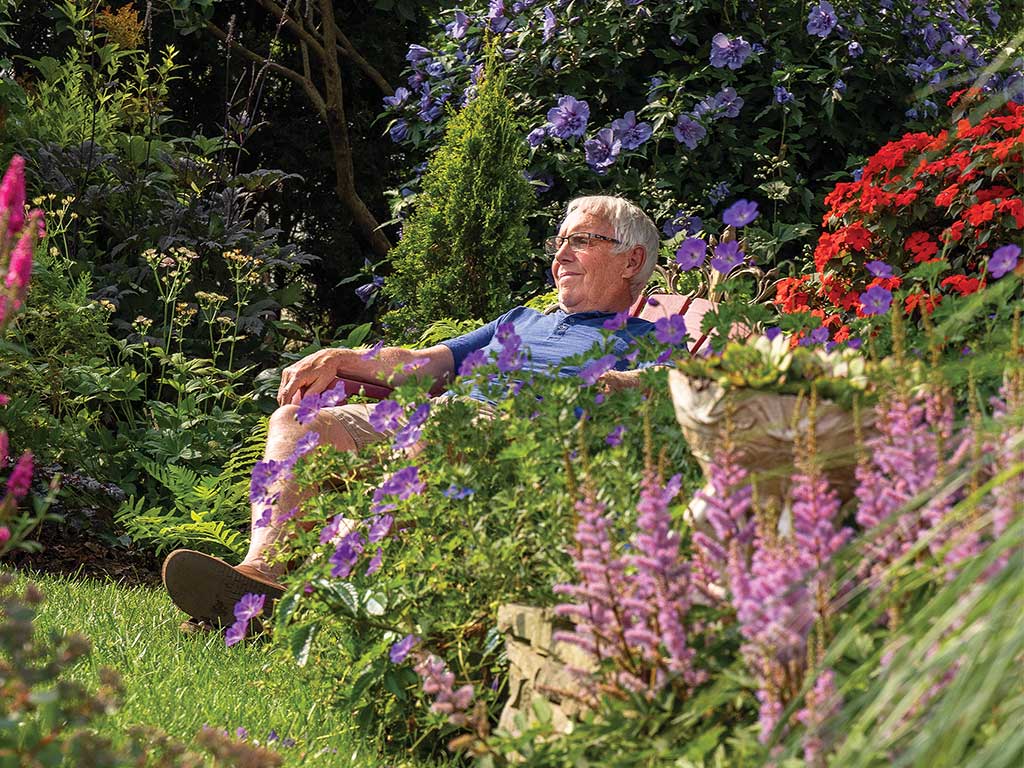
[543, 232, 622, 255]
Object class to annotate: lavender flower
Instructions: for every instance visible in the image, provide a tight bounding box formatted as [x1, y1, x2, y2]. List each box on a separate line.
[988, 244, 1020, 279]
[710, 240, 745, 273]
[672, 115, 706, 149]
[675, 237, 707, 271]
[390, 634, 419, 663]
[579, 354, 617, 386]
[722, 199, 759, 228]
[860, 285, 893, 315]
[709, 33, 752, 69]
[654, 315, 687, 346]
[584, 128, 621, 173]
[610, 111, 653, 150]
[806, 1, 838, 37]
[546, 95, 590, 139]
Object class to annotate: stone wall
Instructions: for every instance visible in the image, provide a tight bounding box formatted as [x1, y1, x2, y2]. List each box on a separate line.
[496, 603, 595, 735]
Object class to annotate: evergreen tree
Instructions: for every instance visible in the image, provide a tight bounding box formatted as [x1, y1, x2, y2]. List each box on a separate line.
[380, 51, 535, 342]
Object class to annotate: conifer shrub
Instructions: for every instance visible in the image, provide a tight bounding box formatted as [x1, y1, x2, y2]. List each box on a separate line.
[380, 52, 535, 343]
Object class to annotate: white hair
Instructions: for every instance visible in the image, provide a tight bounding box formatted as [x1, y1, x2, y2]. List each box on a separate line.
[563, 195, 660, 300]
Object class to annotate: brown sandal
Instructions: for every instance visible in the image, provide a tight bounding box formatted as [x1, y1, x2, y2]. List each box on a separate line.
[162, 549, 285, 627]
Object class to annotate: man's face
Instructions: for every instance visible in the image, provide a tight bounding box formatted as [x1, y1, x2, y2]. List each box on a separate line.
[550, 209, 633, 314]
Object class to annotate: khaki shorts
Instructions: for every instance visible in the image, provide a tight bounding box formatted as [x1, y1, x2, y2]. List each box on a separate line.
[323, 397, 496, 452]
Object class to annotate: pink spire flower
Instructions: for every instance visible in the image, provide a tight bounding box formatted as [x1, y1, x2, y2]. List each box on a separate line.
[0, 155, 26, 234]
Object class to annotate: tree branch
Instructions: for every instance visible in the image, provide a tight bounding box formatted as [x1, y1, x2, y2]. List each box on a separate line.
[253, 0, 327, 60]
[205, 20, 326, 121]
[331, 24, 394, 95]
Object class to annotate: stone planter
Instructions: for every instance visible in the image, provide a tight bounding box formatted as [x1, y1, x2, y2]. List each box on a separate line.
[667, 369, 865, 529]
[496, 603, 595, 736]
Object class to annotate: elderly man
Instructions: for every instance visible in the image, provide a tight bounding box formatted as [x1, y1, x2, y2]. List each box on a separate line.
[163, 195, 661, 627]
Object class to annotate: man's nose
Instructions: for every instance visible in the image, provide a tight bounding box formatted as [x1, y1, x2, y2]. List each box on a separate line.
[554, 240, 575, 261]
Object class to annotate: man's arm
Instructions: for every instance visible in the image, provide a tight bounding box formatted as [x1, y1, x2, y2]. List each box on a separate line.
[277, 344, 455, 406]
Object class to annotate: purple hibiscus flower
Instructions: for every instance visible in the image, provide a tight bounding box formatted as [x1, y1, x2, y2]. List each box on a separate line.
[389, 120, 410, 142]
[654, 314, 688, 346]
[675, 237, 707, 271]
[848, 40, 864, 57]
[709, 33, 752, 69]
[584, 128, 621, 173]
[547, 95, 590, 139]
[710, 240, 745, 273]
[488, 0, 510, 32]
[806, 1, 838, 37]
[774, 85, 795, 104]
[406, 44, 432, 63]
[722, 199, 759, 228]
[860, 285, 893, 315]
[610, 111, 653, 150]
[672, 115, 706, 149]
[988, 244, 1020, 279]
[527, 125, 548, 147]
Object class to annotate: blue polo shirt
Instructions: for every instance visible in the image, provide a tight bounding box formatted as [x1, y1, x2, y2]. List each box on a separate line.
[441, 306, 654, 381]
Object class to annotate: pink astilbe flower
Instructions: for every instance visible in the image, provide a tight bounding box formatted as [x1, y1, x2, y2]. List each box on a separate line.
[795, 668, 842, 767]
[555, 477, 705, 699]
[4, 450, 33, 502]
[414, 654, 475, 726]
[791, 462, 851, 599]
[728, 532, 814, 743]
[693, 442, 755, 569]
[553, 490, 629, 697]
[0, 155, 26, 234]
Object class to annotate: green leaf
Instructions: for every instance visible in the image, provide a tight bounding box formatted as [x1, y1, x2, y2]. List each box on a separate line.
[289, 623, 318, 667]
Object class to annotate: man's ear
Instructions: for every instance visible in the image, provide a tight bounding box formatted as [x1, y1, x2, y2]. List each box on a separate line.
[621, 245, 645, 278]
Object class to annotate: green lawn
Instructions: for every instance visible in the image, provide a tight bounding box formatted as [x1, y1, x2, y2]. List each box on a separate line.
[17, 570, 443, 768]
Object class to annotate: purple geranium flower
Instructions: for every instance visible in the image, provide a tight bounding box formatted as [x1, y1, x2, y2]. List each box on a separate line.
[675, 237, 707, 271]
[390, 634, 419, 663]
[765, 326, 782, 341]
[709, 33, 752, 70]
[234, 593, 266, 622]
[610, 111, 653, 150]
[542, 6, 557, 41]
[806, 1, 837, 37]
[722, 199, 759, 228]
[654, 314, 688, 346]
[370, 399, 404, 433]
[672, 115, 706, 149]
[579, 354, 618, 386]
[584, 128, 621, 173]
[602, 310, 630, 331]
[443, 484, 475, 499]
[330, 531, 365, 579]
[366, 548, 383, 575]
[866, 260, 894, 278]
[710, 240, 745, 273]
[496, 322, 524, 373]
[605, 425, 625, 446]
[547, 95, 590, 139]
[293, 431, 321, 458]
[368, 514, 394, 542]
[989, 244, 1020, 278]
[458, 348, 488, 376]
[860, 285, 893, 315]
[225, 622, 247, 647]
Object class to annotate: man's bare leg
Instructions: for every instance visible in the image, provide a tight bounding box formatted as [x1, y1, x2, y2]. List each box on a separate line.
[240, 404, 362, 580]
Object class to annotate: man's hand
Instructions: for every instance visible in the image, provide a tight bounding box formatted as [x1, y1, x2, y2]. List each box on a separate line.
[278, 348, 350, 406]
[596, 369, 644, 394]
